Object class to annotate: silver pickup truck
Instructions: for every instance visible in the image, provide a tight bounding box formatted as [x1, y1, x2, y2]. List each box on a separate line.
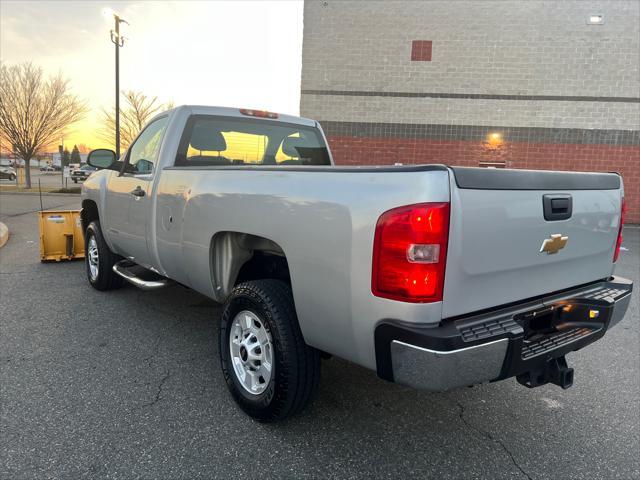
[82, 105, 632, 421]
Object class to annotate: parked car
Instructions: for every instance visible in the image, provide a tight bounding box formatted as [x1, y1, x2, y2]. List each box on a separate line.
[71, 164, 97, 183]
[0, 166, 17, 181]
[81, 105, 632, 422]
[40, 165, 56, 173]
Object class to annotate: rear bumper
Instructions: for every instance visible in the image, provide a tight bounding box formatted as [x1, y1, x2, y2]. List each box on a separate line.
[375, 276, 633, 392]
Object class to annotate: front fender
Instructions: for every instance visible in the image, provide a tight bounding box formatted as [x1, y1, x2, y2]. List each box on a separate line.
[81, 170, 116, 251]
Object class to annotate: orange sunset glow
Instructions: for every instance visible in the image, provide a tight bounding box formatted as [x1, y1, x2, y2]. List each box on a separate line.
[0, 0, 304, 152]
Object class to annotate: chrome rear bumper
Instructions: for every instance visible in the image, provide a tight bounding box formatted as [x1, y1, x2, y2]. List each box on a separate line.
[376, 276, 633, 392]
[391, 338, 508, 392]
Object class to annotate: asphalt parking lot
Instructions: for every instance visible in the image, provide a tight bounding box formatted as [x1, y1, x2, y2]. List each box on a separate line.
[1, 192, 638, 480]
[0, 168, 79, 189]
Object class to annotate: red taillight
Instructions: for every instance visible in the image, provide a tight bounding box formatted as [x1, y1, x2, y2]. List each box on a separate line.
[372, 203, 450, 303]
[239, 108, 278, 119]
[613, 197, 626, 262]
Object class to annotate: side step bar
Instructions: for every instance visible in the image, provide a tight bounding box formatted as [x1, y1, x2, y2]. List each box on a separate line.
[112, 260, 172, 291]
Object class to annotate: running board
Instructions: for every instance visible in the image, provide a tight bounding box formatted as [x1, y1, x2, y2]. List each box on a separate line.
[112, 260, 172, 291]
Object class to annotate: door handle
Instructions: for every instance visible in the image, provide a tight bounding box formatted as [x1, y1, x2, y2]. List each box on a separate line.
[130, 186, 145, 197]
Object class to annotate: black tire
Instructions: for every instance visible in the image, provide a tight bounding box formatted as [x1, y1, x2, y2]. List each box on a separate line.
[220, 280, 320, 422]
[73, 179, 78, 184]
[9, 174, 15, 181]
[84, 220, 124, 291]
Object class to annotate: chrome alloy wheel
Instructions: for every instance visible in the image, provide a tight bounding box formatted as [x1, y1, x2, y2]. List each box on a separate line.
[87, 235, 99, 281]
[230, 310, 274, 395]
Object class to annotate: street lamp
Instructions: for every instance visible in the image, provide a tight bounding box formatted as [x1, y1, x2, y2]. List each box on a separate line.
[103, 8, 128, 159]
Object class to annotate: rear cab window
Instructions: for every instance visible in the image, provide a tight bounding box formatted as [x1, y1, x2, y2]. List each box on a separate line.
[175, 115, 331, 167]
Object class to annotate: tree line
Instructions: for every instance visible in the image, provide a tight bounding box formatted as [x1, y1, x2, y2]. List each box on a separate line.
[0, 62, 172, 188]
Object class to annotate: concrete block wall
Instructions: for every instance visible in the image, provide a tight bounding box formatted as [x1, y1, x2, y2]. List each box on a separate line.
[300, 0, 640, 222]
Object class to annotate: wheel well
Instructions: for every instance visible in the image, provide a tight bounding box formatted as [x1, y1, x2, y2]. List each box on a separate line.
[81, 200, 99, 232]
[210, 232, 291, 300]
[235, 251, 291, 286]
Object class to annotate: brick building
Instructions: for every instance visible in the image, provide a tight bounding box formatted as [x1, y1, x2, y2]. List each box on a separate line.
[300, 0, 639, 222]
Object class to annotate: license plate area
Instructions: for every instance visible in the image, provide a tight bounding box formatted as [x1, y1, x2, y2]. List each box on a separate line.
[521, 306, 556, 341]
[516, 302, 609, 359]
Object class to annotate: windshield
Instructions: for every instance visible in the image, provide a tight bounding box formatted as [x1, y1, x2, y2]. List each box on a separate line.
[175, 115, 331, 167]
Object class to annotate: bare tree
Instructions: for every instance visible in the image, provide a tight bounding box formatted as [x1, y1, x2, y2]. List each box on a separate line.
[0, 63, 87, 188]
[76, 143, 92, 154]
[100, 91, 174, 151]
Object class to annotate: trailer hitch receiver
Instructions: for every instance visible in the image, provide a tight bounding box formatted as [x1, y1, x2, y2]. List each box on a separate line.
[516, 356, 574, 390]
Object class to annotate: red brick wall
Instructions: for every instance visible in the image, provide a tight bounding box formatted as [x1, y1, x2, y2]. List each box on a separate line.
[327, 136, 640, 223]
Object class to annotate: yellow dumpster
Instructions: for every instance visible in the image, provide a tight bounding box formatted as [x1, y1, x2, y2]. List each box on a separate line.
[38, 210, 85, 262]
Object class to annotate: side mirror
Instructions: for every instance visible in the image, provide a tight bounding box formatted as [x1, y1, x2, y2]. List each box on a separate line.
[87, 149, 116, 170]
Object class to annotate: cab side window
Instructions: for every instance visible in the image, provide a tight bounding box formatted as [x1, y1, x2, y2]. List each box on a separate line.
[125, 116, 169, 174]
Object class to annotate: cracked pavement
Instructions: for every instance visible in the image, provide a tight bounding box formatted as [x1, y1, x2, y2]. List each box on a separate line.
[1, 193, 638, 479]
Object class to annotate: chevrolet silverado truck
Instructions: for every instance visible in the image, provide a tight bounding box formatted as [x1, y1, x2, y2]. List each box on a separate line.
[81, 105, 632, 421]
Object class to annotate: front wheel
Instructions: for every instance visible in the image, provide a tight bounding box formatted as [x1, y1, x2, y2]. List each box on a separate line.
[85, 221, 123, 291]
[73, 179, 78, 184]
[9, 174, 15, 181]
[219, 280, 320, 422]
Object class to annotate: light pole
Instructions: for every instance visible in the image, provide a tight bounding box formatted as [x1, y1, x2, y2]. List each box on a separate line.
[104, 9, 128, 159]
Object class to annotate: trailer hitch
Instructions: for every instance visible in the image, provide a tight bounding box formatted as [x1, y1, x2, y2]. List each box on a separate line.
[516, 356, 574, 390]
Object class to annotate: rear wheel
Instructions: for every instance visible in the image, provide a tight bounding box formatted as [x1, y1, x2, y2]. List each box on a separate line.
[9, 174, 15, 181]
[219, 280, 320, 421]
[85, 220, 123, 291]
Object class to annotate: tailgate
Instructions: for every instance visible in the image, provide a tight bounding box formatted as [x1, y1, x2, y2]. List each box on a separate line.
[442, 167, 623, 318]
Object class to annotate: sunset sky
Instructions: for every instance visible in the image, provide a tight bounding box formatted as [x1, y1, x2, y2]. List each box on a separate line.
[0, 0, 304, 150]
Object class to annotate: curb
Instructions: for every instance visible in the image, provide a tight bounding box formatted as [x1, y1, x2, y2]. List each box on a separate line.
[0, 222, 8, 248]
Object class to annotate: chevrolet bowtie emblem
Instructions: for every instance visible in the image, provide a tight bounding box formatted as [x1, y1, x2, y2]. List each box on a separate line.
[540, 234, 568, 254]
